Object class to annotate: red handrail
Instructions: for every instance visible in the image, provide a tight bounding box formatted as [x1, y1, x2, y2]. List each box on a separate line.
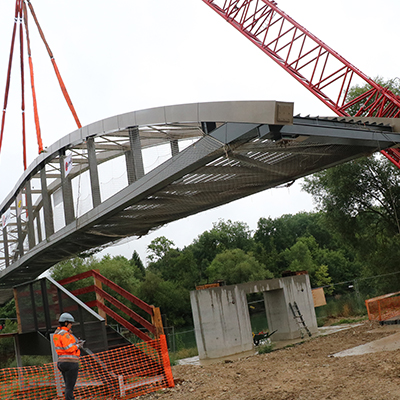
[58, 269, 153, 315]
[58, 269, 162, 341]
[71, 284, 156, 335]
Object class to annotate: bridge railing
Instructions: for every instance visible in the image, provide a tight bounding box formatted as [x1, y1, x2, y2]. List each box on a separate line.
[14, 275, 109, 353]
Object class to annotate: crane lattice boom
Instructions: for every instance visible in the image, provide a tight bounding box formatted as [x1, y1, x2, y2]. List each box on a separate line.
[202, 0, 400, 167]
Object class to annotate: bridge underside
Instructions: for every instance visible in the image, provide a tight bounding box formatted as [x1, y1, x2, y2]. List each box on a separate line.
[1, 101, 399, 304]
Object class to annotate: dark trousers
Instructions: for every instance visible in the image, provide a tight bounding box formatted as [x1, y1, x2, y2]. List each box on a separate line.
[57, 361, 79, 400]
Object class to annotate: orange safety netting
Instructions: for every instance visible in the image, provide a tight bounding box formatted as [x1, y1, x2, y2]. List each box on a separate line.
[0, 335, 174, 400]
[365, 291, 400, 322]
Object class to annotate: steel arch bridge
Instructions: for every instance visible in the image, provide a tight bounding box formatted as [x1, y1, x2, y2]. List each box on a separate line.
[1, 100, 400, 303]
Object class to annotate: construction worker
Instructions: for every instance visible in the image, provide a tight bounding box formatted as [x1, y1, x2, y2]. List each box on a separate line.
[53, 313, 84, 400]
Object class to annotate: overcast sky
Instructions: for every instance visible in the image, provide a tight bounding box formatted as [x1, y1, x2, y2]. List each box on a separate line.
[1, 0, 399, 264]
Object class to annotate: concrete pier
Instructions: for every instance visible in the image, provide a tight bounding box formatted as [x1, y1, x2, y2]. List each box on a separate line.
[191, 274, 318, 359]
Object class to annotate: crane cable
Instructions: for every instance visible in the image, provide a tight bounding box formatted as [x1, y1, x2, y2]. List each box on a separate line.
[22, 0, 43, 154]
[26, 0, 82, 129]
[19, 0, 27, 170]
[0, 0, 82, 170]
[0, 0, 21, 157]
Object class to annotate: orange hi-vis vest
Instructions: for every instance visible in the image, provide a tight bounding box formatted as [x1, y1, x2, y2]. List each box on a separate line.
[53, 326, 80, 363]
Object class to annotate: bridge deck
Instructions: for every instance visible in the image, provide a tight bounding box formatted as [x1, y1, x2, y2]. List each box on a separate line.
[1, 101, 399, 304]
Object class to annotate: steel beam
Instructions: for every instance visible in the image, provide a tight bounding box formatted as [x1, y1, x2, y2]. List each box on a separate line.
[36, 211, 42, 244]
[40, 167, 54, 238]
[15, 198, 24, 258]
[59, 152, 75, 226]
[130, 126, 145, 180]
[87, 137, 102, 208]
[25, 182, 35, 250]
[2, 226, 9, 267]
[170, 139, 179, 157]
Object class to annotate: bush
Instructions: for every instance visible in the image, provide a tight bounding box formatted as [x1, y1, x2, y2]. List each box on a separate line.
[257, 342, 275, 354]
[0, 320, 18, 368]
[315, 293, 367, 323]
[8, 355, 53, 368]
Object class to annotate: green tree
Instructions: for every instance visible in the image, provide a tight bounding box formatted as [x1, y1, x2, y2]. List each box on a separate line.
[0, 319, 17, 368]
[0, 298, 16, 320]
[137, 272, 192, 327]
[251, 241, 283, 278]
[315, 247, 361, 288]
[95, 255, 141, 293]
[147, 236, 175, 263]
[301, 77, 400, 290]
[253, 212, 337, 277]
[313, 265, 333, 295]
[283, 236, 317, 272]
[50, 257, 97, 303]
[130, 250, 145, 279]
[50, 256, 94, 282]
[169, 248, 201, 288]
[302, 155, 400, 287]
[148, 247, 200, 289]
[302, 156, 400, 239]
[254, 212, 336, 253]
[282, 236, 333, 292]
[189, 219, 254, 281]
[206, 248, 273, 285]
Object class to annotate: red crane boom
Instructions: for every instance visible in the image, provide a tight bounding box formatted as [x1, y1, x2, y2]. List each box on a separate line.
[202, 0, 400, 167]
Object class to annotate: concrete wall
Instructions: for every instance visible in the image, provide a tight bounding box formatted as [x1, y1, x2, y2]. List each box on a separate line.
[191, 274, 318, 359]
[190, 285, 253, 359]
[264, 289, 291, 341]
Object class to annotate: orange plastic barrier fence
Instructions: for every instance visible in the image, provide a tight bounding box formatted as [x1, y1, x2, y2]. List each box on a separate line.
[365, 291, 400, 322]
[0, 335, 174, 400]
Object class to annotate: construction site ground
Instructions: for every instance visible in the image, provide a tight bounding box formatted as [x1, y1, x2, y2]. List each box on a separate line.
[139, 320, 400, 400]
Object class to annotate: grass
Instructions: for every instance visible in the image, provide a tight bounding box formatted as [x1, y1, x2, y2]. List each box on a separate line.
[168, 346, 198, 366]
[257, 342, 275, 354]
[8, 355, 53, 368]
[329, 316, 368, 326]
[283, 341, 305, 349]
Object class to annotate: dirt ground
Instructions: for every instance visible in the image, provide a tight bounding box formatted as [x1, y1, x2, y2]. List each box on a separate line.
[140, 321, 400, 400]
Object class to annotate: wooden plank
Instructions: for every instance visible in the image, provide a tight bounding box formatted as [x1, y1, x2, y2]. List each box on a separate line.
[312, 288, 327, 307]
[13, 288, 22, 333]
[151, 307, 164, 338]
[94, 269, 107, 323]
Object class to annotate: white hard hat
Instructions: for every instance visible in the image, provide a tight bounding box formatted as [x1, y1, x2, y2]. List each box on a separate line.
[59, 313, 75, 323]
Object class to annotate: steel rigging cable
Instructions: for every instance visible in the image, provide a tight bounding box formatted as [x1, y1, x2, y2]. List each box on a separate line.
[0, 0, 82, 171]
